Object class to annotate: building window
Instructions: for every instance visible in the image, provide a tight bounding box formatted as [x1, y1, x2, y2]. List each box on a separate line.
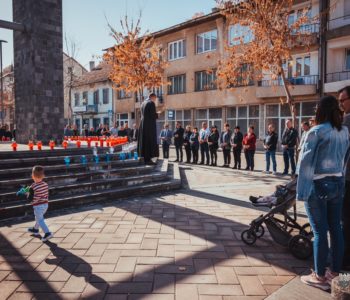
[195, 70, 217, 91]
[229, 24, 253, 46]
[82, 91, 88, 105]
[74, 93, 80, 106]
[346, 49, 350, 70]
[196, 30, 217, 54]
[103, 117, 110, 126]
[102, 88, 109, 104]
[118, 113, 129, 126]
[296, 57, 302, 77]
[168, 74, 186, 94]
[117, 90, 132, 99]
[93, 90, 99, 105]
[304, 56, 311, 75]
[168, 39, 186, 61]
[226, 105, 260, 137]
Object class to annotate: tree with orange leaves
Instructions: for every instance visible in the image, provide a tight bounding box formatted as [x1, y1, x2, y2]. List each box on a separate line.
[103, 15, 167, 102]
[216, 0, 316, 127]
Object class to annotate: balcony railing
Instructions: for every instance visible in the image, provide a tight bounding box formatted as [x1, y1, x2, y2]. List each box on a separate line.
[328, 14, 350, 30]
[326, 71, 350, 83]
[258, 75, 319, 87]
[295, 23, 320, 34]
[86, 104, 98, 113]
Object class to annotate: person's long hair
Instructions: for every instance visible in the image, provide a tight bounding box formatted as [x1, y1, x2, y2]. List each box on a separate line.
[315, 95, 343, 131]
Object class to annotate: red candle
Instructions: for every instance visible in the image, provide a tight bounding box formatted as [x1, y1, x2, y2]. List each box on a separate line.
[37, 141, 42, 151]
[95, 141, 98, 147]
[28, 141, 34, 151]
[87, 138, 91, 148]
[76, 140, 81, 148]
[49, 140, 55, 150]
[11, 141, 17, 151]
[62, 141, 68, 149]
[100, 139, 104, 147]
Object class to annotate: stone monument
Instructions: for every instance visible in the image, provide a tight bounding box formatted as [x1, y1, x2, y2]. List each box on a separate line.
[12, 0, 65, 143]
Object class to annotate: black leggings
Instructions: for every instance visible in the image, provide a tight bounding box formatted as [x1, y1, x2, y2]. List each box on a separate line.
[209, 148, 217, 165]
[233, 148, 242, 168]
[223, 149, 231, 165]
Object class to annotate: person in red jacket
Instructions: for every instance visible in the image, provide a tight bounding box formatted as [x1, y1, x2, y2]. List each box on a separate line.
[243, 125, 257, 171]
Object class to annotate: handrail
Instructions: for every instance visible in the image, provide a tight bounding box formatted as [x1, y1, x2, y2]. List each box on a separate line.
[258, 75, 319, 87]
[326, 71, 350, 83]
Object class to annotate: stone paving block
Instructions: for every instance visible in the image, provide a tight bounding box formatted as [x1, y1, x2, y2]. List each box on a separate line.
[99, 250, 121, 264]
[214, 267, 239, 284]
[129, 294, 174, 300]
[72, 237, 95, 250]
[90, 272, 132, 283]
[0, 280, 22, 299]
[157, 245, 175, 257]
[0, 270, 10, 281]
[264, 285, 282, 295]
[61, 233, 84, 245]
[194, 259, 215, 274]
[234, 267, 276, 276]
[198, 284, 243, 296]
[176, 274, 218, 284]
[108, 282, 153, 294]
[120, 250, 156, 257]
[238, 276, 267, 296]
[75, 263, 116, 273]
[175, 283, 199, 300]
[17, 281, 65, 293]
[258, 275, 294, 285]
[7, 292, 33, 300]
[107, 243, 141, 250]
[6, 271, 51, 281]
[153, 274, 175, 293]
[61, 275, 87, 293]
[85, 244, 108, 257]
[91, 221, 107, 229]
[115, 257, 137, 273]
[141, 238, 158, 250]
[133, 265, 155, 282]
[137, 257, 174, 265]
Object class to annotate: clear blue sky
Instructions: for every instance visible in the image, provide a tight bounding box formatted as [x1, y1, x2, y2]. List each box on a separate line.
[0, 0, 215, 69]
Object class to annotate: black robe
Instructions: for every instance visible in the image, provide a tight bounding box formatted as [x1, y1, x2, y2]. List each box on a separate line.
[137, 99, 159, 162]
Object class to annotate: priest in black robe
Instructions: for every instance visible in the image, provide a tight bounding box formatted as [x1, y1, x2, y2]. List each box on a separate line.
[137, 93, 159, 165]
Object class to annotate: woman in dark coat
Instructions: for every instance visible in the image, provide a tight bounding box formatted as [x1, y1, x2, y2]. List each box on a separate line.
[208, 125, 219, 166]
[183, 125, 192, 163]
[137, 93, 159, 165]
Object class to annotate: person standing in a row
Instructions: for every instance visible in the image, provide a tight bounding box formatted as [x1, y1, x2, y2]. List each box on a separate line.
[281, 120, 298, 176]
[263, 124, 278, 174]
[183, 125, 192, 163]
[174, 122, 184, 162]
[243, 126, 257, 171]
[231, 126, 243, 169]
[159, 124, 172, 159]
[208, 125, 219, 166]
[220, 123, 232, 168]
[199, 122, 210, 165]
[130, 123, 139, 142]
[190, 127, 199, 164]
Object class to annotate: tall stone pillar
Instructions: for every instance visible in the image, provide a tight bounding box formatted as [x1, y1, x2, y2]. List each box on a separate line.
[13, 0, 65, 143]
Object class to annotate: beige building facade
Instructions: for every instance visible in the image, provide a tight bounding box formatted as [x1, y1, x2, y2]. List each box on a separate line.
[114, 0, 350, 143]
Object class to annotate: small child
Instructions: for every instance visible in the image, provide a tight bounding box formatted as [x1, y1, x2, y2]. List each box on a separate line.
[27, 166, 53, 242]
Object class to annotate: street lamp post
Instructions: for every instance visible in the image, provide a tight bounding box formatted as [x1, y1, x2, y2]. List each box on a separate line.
[0, 40, 8, 125]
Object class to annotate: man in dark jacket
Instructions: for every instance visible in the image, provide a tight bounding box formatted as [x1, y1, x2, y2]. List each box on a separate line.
[173, 122, 184, 162]
[263, 124, 278, 174]
[220, 123, 232, 167]
[130, 123, 139, 142]
[231, 126, 243, 169]
[339, 86, 350, 270]
[281, 120, 298, 175]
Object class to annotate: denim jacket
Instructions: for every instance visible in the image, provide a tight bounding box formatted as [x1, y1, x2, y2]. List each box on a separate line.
[296, 122, 349, 201]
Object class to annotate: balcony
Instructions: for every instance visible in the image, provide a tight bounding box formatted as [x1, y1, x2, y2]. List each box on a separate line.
[294, 23, 320, 34]
[328, 14, 350, 30]
[324, 71, 350, 93]
[72, 104, 98, 114]
[256, 75, 319, 98]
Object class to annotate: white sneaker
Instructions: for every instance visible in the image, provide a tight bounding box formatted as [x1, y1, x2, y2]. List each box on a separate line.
[41, 232, 53, 242]
[300, 270, 330, 291]
[272, 172, 277, 175]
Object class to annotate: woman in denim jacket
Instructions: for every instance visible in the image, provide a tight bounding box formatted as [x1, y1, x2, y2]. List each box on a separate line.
[297, 96, 349, 290]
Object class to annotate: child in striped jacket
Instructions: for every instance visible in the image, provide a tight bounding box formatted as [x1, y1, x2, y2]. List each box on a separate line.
[26, 166, 53, 242]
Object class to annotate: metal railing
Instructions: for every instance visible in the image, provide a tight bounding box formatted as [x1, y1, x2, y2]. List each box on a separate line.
[328, 14, 350, 30]
[258, 75, 319, 87]
[86, 104, 98, 113]
[326, 71, 350, 83]
[295, 23, 320, 34]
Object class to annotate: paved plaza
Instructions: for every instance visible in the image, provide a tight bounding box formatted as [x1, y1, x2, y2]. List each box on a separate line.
[0, 150, 331, 300]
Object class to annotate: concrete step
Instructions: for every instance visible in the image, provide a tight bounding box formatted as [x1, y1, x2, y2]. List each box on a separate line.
[0, 145, 123, 160]
[0, 164, 154, 191]
[0, 171, 167, 205]
[0, 180, 181, 221]
[0, 158, 143, 180]
[0, 151, 135, 169]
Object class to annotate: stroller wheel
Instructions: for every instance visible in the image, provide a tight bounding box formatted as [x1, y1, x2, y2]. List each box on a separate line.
[254, 225, 265, 238]
[300, 223, 313, 238]
[241, 229, 257, 245]
[288, 234, 313, 260]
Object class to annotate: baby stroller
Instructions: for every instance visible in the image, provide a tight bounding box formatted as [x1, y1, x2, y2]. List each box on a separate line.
[241, 178, 313, 260]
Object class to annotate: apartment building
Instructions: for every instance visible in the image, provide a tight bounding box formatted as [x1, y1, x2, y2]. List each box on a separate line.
[114, 0, 349, 141]
[71, 62, 114, 131]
